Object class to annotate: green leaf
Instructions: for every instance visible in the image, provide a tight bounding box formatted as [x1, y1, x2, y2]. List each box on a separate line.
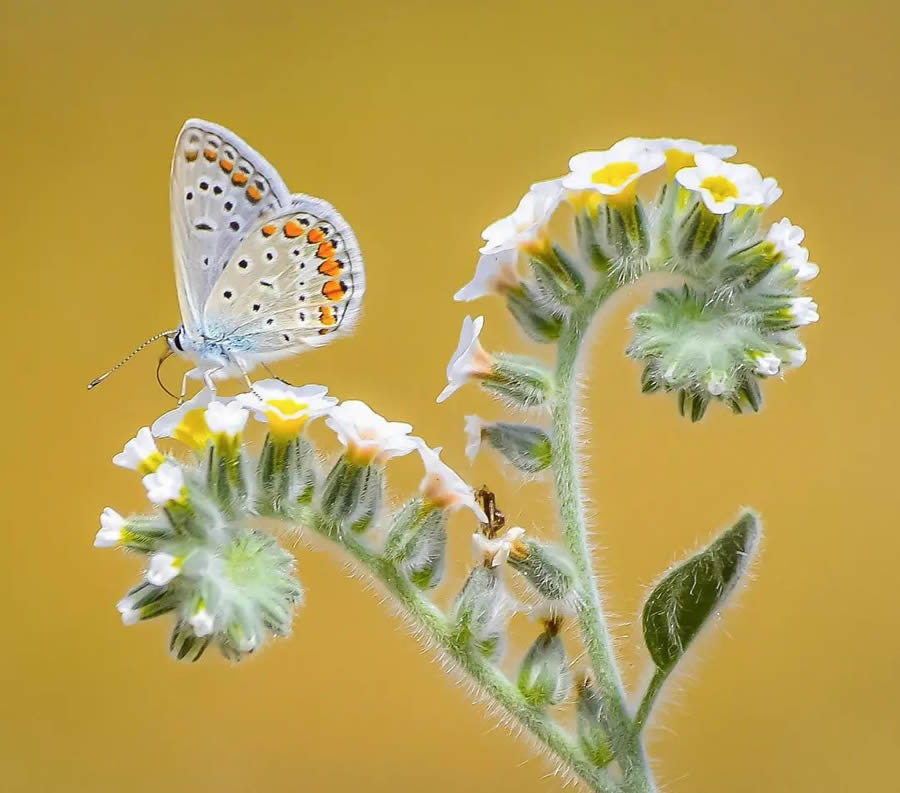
[642, 510, 760, 673]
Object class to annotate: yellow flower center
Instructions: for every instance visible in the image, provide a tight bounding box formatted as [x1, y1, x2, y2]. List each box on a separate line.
[264, 398, 310, 440]
[664, 149, 695, 178]
[173, 409, 211, 451]
[699, 175, 738, 203]
[136, 452, 165, 476]
[591, 161, 639, 188]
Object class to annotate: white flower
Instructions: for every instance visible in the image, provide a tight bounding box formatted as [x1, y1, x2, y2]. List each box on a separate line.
[563, 138, 665, 198]
[785, 346, 807, 368]
[706, 374, 728, 396]
[472, 526, 526, 567]
[112, 427, 163, 474]
[236, 380, 336, 439]
[325, 400, 416, 465]
[189, 607, 214, 637]
[142, 461, 186, 505]
[788, 256, 819, 283]
[436, 316, 493, 403]
[116, 596, 140, 626]
[415, 439, 488, 522]
[151, 388, 214, 450]
[624, 137, 736, 176]
[761, 177, 783, 207]
[478, 179, 563, 258]
[788, 297, 819, 326]
[675, 153, 767, 214]
[94, 507, 125, 548]
[463, 415, 484, 462]
[146, 552, 181, 586]
[204, 400, 249, 437]
[766, 218, 819, 283]
[753, 352, 782, 376]
[454, 252, 520, 302]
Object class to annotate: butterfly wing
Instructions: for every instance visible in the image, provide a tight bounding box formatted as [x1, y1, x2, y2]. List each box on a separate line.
[170, 119, 291, 335]
[201, 194, 365, 359]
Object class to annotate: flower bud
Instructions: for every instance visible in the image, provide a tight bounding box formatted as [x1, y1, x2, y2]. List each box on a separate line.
[507, 539, 578, 610]
[483, 355, 553, 409]
[505, 283, 563, 343]
[575, 675, 614, 767]
[517, 618, 570, 706]
[451, 565, 511, 650]
[529, 244, 585, 307]
[384, 499, 448, 590]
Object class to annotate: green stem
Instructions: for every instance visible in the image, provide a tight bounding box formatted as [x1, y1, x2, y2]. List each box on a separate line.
[299, 512, 617, 793]
[551, 283, 655, 793]
[632, 668, 667, 736]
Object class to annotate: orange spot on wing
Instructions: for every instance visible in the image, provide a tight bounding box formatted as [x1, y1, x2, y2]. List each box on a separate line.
[261, 224, 277, 237]
[247, 185, 262, 202]
[319, 306, 336, 326]
[232, 172, 248, 186]
[185, 150, 199, 162]
[283, 220, 303, 238]
[316, 241, 336, 259]
[219, 159, 234, 173]
[317, 259, 341, 277]
[203, 148, 217, 161]
[322, 280, 346, 301]
[307, 228, 324, 243]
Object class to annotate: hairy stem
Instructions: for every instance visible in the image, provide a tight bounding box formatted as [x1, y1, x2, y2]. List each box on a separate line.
[297, 512, 618, 793]
[632, 668, 666, 736]
[551, 283, 655, 793]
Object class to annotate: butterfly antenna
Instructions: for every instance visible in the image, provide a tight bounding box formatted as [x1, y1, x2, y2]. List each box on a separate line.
[156, 348, 179, 399]
[87, 330, 177, 390]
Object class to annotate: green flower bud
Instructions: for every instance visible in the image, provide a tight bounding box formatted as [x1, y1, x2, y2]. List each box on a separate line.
[505, 283, 563, 343]
[517, 619, 570, 706]
[384, 499, 447, 590]
[507, 539, 577, 608]
[451, 565, 511, 648]
[483, 355, 553, 409]
[575, 675, 614, 767]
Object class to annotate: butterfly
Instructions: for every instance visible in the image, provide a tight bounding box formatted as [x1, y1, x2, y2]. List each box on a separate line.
[89, 119, 365, 398]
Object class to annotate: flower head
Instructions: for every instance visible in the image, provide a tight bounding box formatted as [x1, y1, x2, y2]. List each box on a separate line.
[151, 389, 214, 451]
[472, 526, 527, 567]
[94, 507, 125, 548]
[142, 461, 187, 506]
[463, 415, 484, 462]
[564, 139, 665, 203]
[415, 439, 488, 522]
[325, 400, 416, 465]
[675, 153, 768, 214]
[236, 380, 336, 441]
[624, 137, 737, 177]
[113, 427, 163, 474]
[478, 180, 563, 259]
[436, 316, 493, 403]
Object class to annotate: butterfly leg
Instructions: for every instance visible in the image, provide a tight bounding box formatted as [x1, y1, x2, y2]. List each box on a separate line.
[201, 368, 222, 395]
[261, 363, 296, 387]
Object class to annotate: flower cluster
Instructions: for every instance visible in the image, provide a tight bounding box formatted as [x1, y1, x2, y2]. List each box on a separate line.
[97, 380, 487, 661]
[448, 136, 819, 419]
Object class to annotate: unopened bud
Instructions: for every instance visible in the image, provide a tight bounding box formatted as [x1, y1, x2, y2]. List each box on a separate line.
[576, 675, 614, 767]
[384, 499, 447, 590]
[507, 539, 577, 609]
[483, 355, 553, 409]
[505, 283, 563, 343]
[482, 422, 552, 473]
[517, 619, 570, 706]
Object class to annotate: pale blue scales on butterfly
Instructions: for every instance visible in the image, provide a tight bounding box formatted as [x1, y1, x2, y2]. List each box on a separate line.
[89, 119, 365, 396]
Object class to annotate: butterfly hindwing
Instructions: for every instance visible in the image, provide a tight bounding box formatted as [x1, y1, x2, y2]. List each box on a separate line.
[170, 119, 291, 335]
[201, 194, 365, 355]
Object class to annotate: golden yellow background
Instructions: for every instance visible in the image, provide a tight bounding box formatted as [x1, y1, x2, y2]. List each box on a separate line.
[2, 1, 897, 791]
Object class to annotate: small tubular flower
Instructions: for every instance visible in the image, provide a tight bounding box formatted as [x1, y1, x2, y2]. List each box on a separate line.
[675, 153, 767, 214]
[95, 507, 125, 548]
[151, 388, 214, 451]
[564, 139, 665, 204]
[454, 252, 521, 302]
[325, 400, 416, 465]
[142, 461, 187, 506]
[204, 400, 249, 438]
[765, 218, 819, 283]
[752, 352, 781, 376]
[478, 180, 563, 260]
[761, 177, 783, 207]
[415, 440, 488, 522]
[236, 380, 336, 441]
[113, 427, 163, 474]
[146, 551, 182, 586]
[436, 315, 494, 403]
[785, 345, 807, 368]
[788, 297, 819, 326]
[472, 526, 527, 567]
[189, 606, 215, 637]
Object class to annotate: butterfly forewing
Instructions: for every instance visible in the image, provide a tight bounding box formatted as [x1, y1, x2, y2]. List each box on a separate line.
[170, 119, 290, 335]
[202, 195, 365, 354]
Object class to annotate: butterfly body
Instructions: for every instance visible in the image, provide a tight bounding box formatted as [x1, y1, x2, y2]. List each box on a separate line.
[165, 119, 364, 388]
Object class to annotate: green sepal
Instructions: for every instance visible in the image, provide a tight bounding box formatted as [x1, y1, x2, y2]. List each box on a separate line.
[318, 456, 367, 534]
[507, 539, 576, 604]
[384, 499, 447, 590]
[483, 422, 552, 473]
[517, 625, 570, 706]
[642, 510, 760, 673]
[451, 565, 505, 645]
[575, 676, 614, 767]
[505, 284, 563, 343]
[484, 355, 553, 409]
[169, 621, 210, 662]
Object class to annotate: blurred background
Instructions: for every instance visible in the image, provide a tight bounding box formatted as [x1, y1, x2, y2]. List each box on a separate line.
[2, 1, 897, 791]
